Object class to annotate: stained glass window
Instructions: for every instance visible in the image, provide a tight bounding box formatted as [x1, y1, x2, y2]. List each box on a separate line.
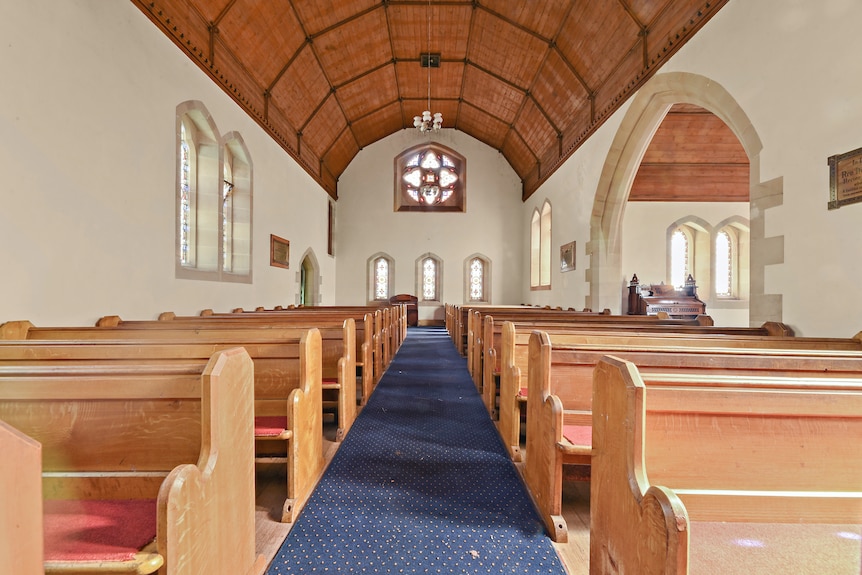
[375, 257, 389, 300]
[222, 158, 233, 272]
[469, 258, 484, 301]
[395, 144, 465, 212]
[715, 230, 732, 296]
[423, 258, 437, 300]
[671, 228, 689, 288]
[179, 123, 191, 266]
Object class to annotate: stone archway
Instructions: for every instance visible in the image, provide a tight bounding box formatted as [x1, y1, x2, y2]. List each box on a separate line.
[586, 71, 783, 326]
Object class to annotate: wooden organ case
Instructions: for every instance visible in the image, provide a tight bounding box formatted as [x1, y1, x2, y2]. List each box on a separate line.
[627, 274, 706, 319]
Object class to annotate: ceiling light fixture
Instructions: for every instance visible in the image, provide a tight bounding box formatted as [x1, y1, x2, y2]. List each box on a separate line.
[413, 0, 442, 134]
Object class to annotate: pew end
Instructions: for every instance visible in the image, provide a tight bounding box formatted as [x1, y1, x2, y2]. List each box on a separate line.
[0, 419, 43, 575]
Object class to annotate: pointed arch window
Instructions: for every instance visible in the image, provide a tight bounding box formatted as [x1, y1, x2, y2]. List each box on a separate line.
[670, 227, 691, 288]
[416, 254, 443, 302]
[531, 201, 552, 289]
[395, 143, 465, 212]
[715, 229, 732, 297]
[465, 254, 491, 303]
[223, 157, 234, 272]
[368, 253, 394, 302]
[179, 123, 192, 267]
[176, 101, 251, 283]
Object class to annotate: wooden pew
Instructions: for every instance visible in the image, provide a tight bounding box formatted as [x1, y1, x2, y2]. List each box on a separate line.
[2, 318, 355, 442]
[0, 327, 327, 522]
[522, 329, 862, 542]
[0, 419, 43, 575]
[497, 321, 860, 464]
[466, 307, 720, 390]
[457, 304, 620, 361]
[152, 306, 389, 403]
[0, 347, 265, 575]
[477, 314, 789, 413]
[589, 354, 862, 574]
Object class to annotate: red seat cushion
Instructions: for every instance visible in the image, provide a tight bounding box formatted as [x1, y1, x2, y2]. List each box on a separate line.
[43, 499, 157, 562]
[563, 425, 592, 447]
[255, 416, 288, 436]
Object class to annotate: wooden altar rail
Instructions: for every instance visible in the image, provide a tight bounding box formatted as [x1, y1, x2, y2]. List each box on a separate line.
[589, 354, 862, 574]
[0, 326, 329, 523]
[0, 348, 265, 575]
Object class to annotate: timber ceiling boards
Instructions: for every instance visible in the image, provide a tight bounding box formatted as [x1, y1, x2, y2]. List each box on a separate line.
[133, 0, 728, 200]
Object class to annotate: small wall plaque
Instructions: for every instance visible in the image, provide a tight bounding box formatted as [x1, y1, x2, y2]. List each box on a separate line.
[270, 234, 290, 269]
[828, 146, 862, 209]
[560, 241, 576, 272]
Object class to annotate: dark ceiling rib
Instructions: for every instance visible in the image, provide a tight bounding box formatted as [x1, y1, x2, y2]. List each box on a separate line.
[266, 40, 309, 94]
[306, 3, 381, 40]
[615, 0, 649, 69]
[475, 4, 553, 45]
[213, 0, 238, 27]
[454, 2, 479, 133]
[384, 1, 406, 126]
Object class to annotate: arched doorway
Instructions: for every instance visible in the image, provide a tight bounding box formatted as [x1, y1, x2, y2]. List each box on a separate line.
[587, 71, 784, 327]
[298, 249, 319, 306]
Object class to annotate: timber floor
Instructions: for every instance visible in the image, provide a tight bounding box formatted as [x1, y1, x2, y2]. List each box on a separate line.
[252, 414, 590, 575]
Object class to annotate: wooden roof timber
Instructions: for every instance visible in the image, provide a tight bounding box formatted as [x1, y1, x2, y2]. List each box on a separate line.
[131, 0, 730, 201]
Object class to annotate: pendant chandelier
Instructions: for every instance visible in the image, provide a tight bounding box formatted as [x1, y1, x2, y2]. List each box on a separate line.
[413, 0, 442, 134]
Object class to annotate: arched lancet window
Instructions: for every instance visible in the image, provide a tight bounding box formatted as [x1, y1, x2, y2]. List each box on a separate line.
[177, 102, 220, 278]
[713, 219, 748, 300]
[222, 133, 252, 281]
[530, 209, 541, 288]
[223, 155, 233, 272]
[540, 201, 552, 287]
[416, 254, 442, 302]
[176, 102, 251, 283]
[464, 254, 491, 303]
[670, 227, 691, 288]
[179, 122, 192, 266]
[531, 201, 552, 289]
[368, 253, 394, 302]
[395, 143, 465, 212]
[715, 229, 732, 297]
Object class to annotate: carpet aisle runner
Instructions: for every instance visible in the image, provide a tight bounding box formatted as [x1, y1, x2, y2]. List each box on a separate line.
[266, 326, 567, 574]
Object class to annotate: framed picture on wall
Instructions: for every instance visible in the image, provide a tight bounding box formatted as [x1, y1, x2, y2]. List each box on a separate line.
[270, 234, 290, 269]
[560, 241, 576, 272]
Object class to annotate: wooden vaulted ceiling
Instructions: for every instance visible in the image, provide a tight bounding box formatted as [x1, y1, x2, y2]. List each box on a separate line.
[133, 0, 728, 200]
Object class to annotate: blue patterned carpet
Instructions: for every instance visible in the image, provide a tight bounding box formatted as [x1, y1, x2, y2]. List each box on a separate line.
[265, 326, 567, 574]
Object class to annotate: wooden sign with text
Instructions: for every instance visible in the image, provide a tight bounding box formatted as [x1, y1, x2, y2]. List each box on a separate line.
[828, 146, 862, 209]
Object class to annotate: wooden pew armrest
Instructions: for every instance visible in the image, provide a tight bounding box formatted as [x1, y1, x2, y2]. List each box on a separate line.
[44, 550, 164, 574]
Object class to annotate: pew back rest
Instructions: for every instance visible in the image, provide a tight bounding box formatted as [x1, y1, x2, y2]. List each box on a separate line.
[593, 354, 862, 520]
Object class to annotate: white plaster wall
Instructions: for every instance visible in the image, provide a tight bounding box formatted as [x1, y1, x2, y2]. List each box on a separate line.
[0, 0, 333, 326]
[522, 112, 626, 311]
[527, 0, 862, 337]
[335, 130, 523, 322]
[657, 0, 862, 337]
